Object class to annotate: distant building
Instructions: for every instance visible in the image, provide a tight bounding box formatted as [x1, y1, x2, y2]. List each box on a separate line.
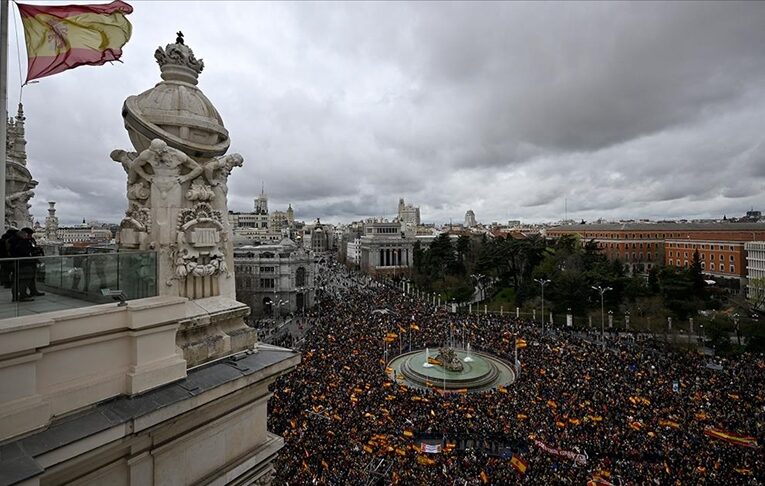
[229, 189, 299, 244]
[55, 219, 113, 244]
[548, 222, 765, 281]
[397, 198, 421, 226]
[346, 237, 362, 266]
[464, 210, 477, 228]
[745, 241, 765, 308]
[507, 220, 521, 227]
[359, 220, 415, 275]
[233, 238, 315, 317]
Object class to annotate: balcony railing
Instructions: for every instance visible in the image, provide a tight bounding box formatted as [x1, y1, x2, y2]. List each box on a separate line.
[0, 251, 157, 319]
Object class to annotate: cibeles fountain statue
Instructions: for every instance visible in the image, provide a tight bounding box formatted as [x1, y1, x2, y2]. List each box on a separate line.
[112, 33, 257, 365]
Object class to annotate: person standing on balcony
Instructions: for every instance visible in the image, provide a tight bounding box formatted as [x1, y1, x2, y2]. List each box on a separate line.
[10, 228, 44, 301]
[0, 229, 18, 289]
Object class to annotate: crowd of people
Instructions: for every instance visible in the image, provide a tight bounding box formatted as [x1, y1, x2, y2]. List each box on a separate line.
[268, 260, 764, 485]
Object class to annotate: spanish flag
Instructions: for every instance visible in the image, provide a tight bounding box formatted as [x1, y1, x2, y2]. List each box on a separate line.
[515, 338, 527, 349]
[510, 454, 528, 474]
[18, 1, 133, 82]
[704, 427, 759, 448]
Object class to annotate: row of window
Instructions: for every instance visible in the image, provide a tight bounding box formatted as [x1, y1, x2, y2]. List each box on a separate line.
[667, 251, 734, 262]
[600, 242, 660, 249]
[666, 243, 736, 251]
[607, 251, 657, 261]
[584, 233, 692, 239]
[670, 260, 736, 273]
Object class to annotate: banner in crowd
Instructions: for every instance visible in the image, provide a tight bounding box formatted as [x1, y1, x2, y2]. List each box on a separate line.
[420, 443, 442, 454]
[532, 439, 588, 466]
[703, 427, 759, 448]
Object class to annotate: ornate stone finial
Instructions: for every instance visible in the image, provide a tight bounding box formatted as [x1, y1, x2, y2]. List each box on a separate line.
[154, 33, 204, 85]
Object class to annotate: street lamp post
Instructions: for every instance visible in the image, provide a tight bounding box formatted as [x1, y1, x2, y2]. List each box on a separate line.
[732, 313, 740, 346]
[534, 278, 550, 331]
[592, 285, 612, 348]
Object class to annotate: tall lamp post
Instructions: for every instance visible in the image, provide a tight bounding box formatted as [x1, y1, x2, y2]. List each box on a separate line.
[535, 278, 550, 331]
[732, 313, 740, 346]
[592, 285, 612, 348]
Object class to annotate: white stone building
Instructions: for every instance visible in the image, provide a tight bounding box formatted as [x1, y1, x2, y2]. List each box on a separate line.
[465, 209, 477, 227]
[346, 237, 362, 266]
[397, 197, 421, 226]
[359, 220, 416, 275]
[234, 238, 315, 316]
[745, 241, 765, 308]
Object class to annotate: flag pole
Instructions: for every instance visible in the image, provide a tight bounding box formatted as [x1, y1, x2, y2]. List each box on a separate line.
[0, 0, 9, 234]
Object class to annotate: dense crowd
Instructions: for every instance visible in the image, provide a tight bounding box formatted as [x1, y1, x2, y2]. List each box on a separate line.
[268, 261, 764, 485]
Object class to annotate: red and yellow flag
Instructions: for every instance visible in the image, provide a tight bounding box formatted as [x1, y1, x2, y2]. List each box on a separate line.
[17, 1, 133, 82]
[510, 454, 528, 474]
[704, 427, 759, 448]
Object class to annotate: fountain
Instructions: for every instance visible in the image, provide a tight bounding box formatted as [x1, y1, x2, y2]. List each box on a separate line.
[389, 345, 515, 393]
[423, 347, 433, 368]
[464, 342, 474, 362]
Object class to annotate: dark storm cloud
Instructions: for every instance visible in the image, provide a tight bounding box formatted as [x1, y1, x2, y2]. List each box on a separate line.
[7, 1, 765, 225]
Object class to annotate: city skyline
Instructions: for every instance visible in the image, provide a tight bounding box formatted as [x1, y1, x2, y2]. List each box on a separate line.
[6, 1, 765, 226]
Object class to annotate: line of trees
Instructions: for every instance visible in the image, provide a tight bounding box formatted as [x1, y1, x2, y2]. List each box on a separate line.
[407, 233, 765, 353]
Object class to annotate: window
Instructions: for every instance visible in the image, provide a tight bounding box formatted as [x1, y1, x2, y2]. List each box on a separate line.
[296, 267, 306, 287]
[701, 262, 705, 269]
[260, 266, 275, 273]
[719, 255, 723, 261]
[729, 265, 734, 272]
[710, 263, 715, 271]
[729, 255, 734, 262]
[676, 259, 680, 266]
[260, 278, 275, 289]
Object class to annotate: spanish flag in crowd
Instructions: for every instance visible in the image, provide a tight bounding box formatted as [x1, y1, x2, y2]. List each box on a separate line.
[704, 427, 759, 448]
[510, 454, 528, 474]
[515, 338, 527, 349]
[17, 1, 133, 82]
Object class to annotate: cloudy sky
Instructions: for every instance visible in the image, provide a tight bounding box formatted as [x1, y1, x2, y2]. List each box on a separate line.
[6, 1, 765, 225]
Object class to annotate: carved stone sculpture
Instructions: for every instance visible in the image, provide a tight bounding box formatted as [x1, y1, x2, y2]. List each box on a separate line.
[112, 35, 241, 301]
[5, 103, 37, 229]
[435, 347, 464, 372]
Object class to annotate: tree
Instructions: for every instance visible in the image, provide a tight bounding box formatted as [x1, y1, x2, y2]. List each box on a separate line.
[690, 249, 705, 299]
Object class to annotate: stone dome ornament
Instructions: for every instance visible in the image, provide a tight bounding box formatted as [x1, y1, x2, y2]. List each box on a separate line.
[121, 33, 230, 158]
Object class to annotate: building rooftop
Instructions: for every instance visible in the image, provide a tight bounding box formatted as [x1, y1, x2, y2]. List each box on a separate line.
[0, 345, 298, 486]
[549, 222, 765, 232]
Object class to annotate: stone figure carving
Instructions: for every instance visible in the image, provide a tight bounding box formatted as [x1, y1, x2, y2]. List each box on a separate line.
[204, 153, 243, 211]
[131, 139, 203, 198]
[5, 190, 34, 228]
[185, 177, 215, 202]
[111, 149, 151, 207]
[435, 347, 464, 372]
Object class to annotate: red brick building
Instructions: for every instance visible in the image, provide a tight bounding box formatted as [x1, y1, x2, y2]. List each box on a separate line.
[546, 223, 765, 280]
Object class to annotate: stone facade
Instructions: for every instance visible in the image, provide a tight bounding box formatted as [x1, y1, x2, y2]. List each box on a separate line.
[234, 238, 315, 317]
[397, 197, 420, 226]
[359, 220, 415, 275]
[5, 103, 37, 229]
[0, 33, 299, 486]
[465, 209, 477, 228]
